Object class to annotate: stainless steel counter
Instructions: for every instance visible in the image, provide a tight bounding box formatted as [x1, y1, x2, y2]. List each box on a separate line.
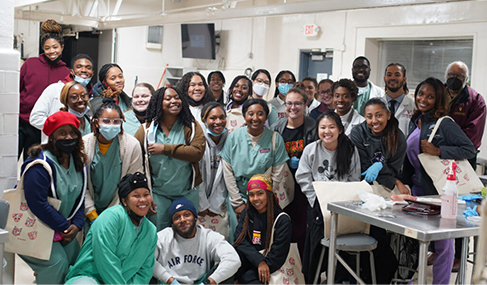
[326, 201, 479, 284]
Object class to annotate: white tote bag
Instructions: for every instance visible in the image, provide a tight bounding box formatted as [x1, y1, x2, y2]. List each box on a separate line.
[265, 132, 295, 209]
[3, 158, 61, 260]
[260, 212, 306, 285]
[418, 116, 484, 195]
[197, 204, 230, 240]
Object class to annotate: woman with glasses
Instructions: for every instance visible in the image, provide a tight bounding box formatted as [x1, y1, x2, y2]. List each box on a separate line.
[251, 69, 279, 126]
[270, 87, 316, 257]
[310, 79, 335, 120]
[269, 70, 297, 119]
[83, 97, 143, 224]
[59, 81, 92, 137]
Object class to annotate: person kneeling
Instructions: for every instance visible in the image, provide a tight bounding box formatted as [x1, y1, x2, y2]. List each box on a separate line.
[65, 172, 157, 284]
[153, 198, 241, 284]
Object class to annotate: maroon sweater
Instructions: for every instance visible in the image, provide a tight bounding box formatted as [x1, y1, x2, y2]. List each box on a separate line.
[19, 54, 70, 122]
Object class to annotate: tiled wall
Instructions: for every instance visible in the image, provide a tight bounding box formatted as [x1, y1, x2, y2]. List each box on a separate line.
[0, 49, 20, 192]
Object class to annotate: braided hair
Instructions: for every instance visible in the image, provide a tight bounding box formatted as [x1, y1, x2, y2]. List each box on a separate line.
[91, 97, 125, 136]
[145, 87, 195, 128]
[40, 19, 64, 47]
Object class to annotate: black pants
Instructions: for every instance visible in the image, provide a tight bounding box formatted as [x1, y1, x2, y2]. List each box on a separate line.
[18, 119, 41, 161]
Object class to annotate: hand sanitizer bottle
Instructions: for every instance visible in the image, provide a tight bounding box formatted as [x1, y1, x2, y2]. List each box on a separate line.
[441, 162, 458, 219]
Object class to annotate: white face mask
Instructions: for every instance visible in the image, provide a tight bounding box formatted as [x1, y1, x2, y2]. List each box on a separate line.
[253, 82, 270, 97]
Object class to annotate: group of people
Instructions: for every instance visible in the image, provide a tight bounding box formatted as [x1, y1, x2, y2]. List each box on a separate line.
[16, 19, 486, 285]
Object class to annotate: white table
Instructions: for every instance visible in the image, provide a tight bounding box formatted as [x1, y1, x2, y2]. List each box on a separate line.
[326, 201, 479, 284]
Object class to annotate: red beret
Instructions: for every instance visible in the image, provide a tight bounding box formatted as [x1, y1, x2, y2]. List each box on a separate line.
[43, 111, 80, 137]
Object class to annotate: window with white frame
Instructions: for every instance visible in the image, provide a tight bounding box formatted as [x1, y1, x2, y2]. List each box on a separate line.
[378, 39, 473, 92]
[147, 25, 163, 49]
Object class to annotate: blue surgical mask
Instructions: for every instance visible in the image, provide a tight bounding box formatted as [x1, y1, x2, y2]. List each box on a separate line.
[99, 124, 120, 141]
[207, 127, 227, 137]
[68, 106, 90, 118]
[74, 75, 92, 87]
[278, 83, 292, 96]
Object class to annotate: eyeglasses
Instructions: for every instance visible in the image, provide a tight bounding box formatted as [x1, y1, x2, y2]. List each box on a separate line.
[447, 73, 466, 80]
[69, 94, 88, 101]
[318, 90, 331, 95]
[285, 102, 305, 107]
[279, 79, 295, 84]
[98, 118, 123, 125]
[255, 78, 270, 85]
[352, 65, 370, 70]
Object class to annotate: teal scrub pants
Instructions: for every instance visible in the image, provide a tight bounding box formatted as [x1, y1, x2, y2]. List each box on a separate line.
[20, 240, 80, 284]
[149, 190, 199, 231]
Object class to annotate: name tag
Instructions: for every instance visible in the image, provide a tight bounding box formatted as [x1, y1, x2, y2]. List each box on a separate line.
[260, 148, 270, 153]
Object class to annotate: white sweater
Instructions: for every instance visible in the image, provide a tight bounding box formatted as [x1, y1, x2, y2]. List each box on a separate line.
[154, 225, 241, 284]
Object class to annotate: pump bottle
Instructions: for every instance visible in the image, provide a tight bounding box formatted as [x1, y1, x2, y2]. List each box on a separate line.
[441, 162, 458, 219]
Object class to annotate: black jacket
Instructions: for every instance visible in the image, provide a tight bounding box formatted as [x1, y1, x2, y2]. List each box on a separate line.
[350, 121, 407, 190]
[270, 116, 317, 147]
[234, 205, 292, 273]
[401, 112, 476, 195]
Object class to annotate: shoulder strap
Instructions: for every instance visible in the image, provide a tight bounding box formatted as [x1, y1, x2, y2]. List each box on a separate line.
[189, 122, 196, 143]
[20, 156, 55, 198]
[427, 116, 454, 143]
[266, 212, 290, 254]
[271, 131, 277, 157]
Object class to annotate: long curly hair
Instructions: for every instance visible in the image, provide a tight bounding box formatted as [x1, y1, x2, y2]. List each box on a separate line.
[40, 19, 64, 47]
[176, 72, 214, 105]
[146, 86, 194, 128]
[28, 127, 87, 172]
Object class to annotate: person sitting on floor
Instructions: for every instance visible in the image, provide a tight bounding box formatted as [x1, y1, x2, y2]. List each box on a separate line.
[153, 198, 241, 284]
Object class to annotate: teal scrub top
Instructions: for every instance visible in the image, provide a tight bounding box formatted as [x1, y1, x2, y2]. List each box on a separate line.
[65, 205, 157, 284]
[123, 110, 141, 136]
[267, 103, 279, 126]
[220, 127, 289, 201]
[79, 116, 91, 137]
[149, 119, 192, 197]
[90, 137, 122, 213]
[118, 99, 128, 113]
[44, 150, 83, 218]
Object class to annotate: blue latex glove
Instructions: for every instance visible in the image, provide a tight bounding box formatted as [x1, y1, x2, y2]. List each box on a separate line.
[463, 206, 479, 217]
[361, 162, 383, 183]
[171, 279, 181, 285]
[290, 157, 299, 169]
[459, 194, 483, 201]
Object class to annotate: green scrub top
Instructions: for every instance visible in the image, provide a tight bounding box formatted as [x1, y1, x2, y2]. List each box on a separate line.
[119, 99, 128, 113]
[220, 127, 289, 201]
[149, 119, 192, 197]
[123, 110, 141, 136]
[79, 116, 91, 137]
[65, 205, 157, 284]
[90, 137, 122, 213]
[44, 150, 83, 218]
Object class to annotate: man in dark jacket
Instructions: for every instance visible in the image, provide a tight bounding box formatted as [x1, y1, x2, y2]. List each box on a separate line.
[445, 60, 486, 271]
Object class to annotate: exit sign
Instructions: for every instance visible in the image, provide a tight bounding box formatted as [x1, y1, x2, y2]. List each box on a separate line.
[304, 24, 319, 37]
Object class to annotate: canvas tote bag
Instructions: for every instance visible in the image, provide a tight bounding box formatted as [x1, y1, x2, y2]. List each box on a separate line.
[259, 212, 306, 285]
[265, 132, 295, 209]
[418, 116, 484, 195]
[3, 158, 61, 260]
[198, 204, 230, 240]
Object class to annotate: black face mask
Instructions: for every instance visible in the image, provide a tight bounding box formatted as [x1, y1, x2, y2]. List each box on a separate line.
[127, 208, 144, 225]
[55, 138, 78, 154]
[44, 54, 61, 65]
[187, 96, 204, 106]
[446, 77, 463, 92]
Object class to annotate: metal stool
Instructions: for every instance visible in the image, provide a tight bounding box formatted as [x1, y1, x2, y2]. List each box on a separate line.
[313, 233, 378, 285]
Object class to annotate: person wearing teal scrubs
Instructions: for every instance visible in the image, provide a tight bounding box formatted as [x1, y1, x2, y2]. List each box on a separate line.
[83, 97, 143, 223]
[135, 86, 205, 231]
[59, 81, 92, 137]
[123, 82, 154, 136]
[221, 98, 289, 219]
[65, 172, 157, 284]
[20, 111, 87, 284]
